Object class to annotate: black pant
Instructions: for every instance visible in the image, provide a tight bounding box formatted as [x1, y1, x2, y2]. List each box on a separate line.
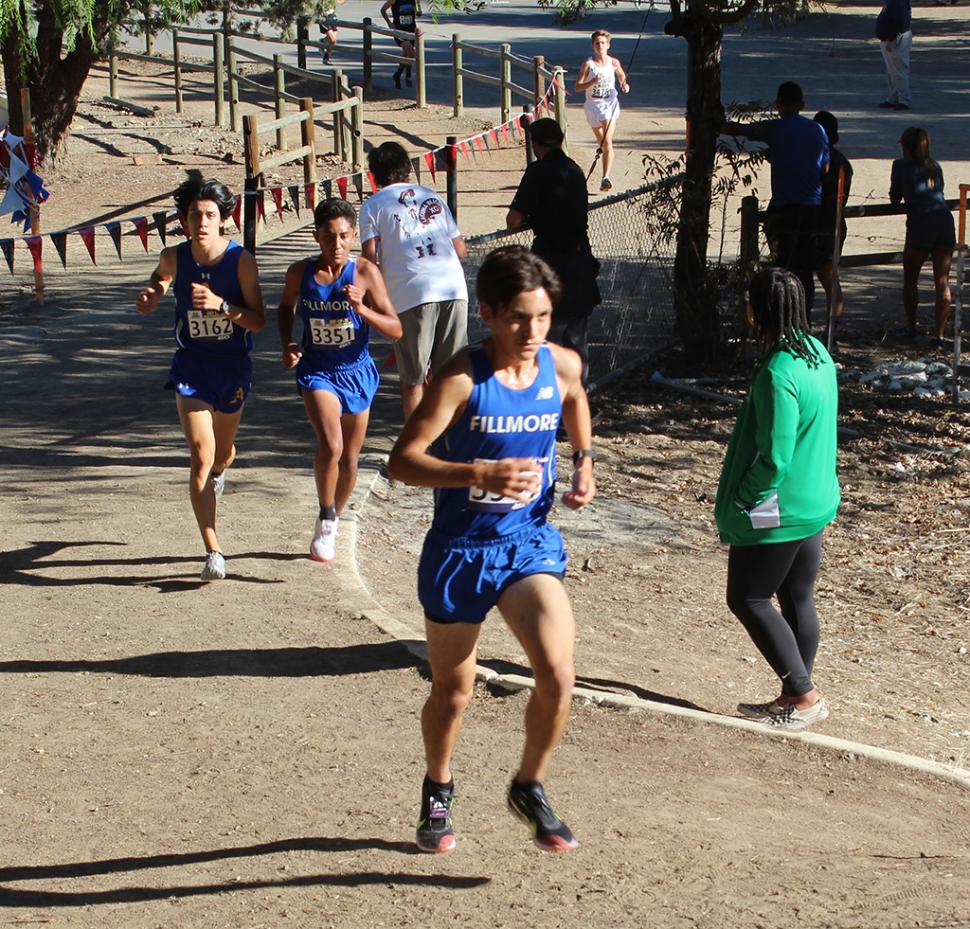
[548, 315, 589, 388]
[726, 531, 824, 698]
[765, 204, 821, 323]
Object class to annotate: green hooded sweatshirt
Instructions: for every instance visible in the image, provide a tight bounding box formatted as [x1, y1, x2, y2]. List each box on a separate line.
[715, 334, 840, 546]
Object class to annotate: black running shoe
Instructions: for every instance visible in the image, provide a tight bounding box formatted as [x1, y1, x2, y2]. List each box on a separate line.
[415, 776, 456, 853]
[507, 779, 578, 851]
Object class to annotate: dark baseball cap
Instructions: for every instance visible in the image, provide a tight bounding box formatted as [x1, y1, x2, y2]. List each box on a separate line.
[527, 118, 564, 147]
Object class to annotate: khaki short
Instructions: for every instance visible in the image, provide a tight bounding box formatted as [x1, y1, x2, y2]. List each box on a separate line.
[395, 299, 468, 385]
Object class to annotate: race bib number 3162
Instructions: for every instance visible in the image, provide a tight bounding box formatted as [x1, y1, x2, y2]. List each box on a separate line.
[187, 310, 234, 340]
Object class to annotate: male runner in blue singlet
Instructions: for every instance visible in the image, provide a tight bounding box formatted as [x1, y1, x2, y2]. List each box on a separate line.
[388, 245, 596, 854]
[278, 198, 401, 563]
[137, 175, 264, 582]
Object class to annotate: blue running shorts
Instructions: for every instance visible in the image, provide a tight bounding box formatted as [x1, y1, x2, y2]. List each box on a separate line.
[418, 521, 568, 625]
[166, 349, 252, 414]
[296, 355, 380, 416]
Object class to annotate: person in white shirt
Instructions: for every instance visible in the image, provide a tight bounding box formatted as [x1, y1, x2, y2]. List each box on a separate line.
[359, 142, 469, 419]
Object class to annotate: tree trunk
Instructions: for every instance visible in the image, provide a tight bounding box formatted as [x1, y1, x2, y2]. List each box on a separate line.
[2, 1, 109, 157]
[668, 12, 725, 366]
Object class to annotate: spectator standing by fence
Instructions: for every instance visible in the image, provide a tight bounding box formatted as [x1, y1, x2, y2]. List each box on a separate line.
[506, 118, 601, 387]
[723, 82, 829, 324]
[889, 126, 955, 349]
[382, 0, 419, 89]
[360, 141, 469, 420]
[136, 175, 265, 582]
[813, 111, 853, 337]
[875, 0, 912, 111]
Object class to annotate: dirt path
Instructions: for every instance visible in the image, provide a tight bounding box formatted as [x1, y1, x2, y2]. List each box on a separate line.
[2, 5, 970, 925]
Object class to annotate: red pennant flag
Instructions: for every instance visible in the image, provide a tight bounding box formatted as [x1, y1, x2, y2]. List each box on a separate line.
[474, 136, 486, 156]
[79, 227, 97, 264]
[270, 186, 284, 220]
[382, 348, 397, 370]
[460, 141, 472, 163]
[133, 216, 149, 251]
[232, 196, 242, 231]
[514, 115, 524, 135]
[501, 122, 511, 145]
[424, 151, 436, 183]
[490, 128, 500, 148]
[25, 235, 43, 273]
[305, 182, 317, 208]
[337, 176, 348, 199]
[367, 171, 377, 193]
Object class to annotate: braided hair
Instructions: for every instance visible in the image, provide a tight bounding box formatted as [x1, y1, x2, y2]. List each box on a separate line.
[747, 268, 821, 367]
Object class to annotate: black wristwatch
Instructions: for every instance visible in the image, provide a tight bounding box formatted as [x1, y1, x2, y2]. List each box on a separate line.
[572, 449, 596, 466]
[220, 298, 231, 316]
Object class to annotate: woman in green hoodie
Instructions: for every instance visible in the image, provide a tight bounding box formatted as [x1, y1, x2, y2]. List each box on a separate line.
[715, 268, 840, 730]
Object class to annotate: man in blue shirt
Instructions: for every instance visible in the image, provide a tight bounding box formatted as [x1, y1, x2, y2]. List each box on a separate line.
[875, 0, 912, 110]
[723, 81, 829, 321]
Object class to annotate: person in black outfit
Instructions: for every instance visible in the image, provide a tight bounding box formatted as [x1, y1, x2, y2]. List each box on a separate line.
[381, 0, 419, 89]
[813, 111, 853, 335]
[506, 119, 601, 386]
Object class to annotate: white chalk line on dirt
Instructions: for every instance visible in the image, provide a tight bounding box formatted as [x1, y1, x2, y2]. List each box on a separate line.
[341, 459, 970, 793]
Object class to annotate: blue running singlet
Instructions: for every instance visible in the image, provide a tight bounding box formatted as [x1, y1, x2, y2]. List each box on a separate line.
[173, 239, 251, 357]
[295, 256, 371, 373]
[432, 344, 562, 540]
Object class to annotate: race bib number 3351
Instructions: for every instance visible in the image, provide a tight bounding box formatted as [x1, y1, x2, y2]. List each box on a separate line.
[468, 457, 546, 513]
[309, 317, 355, 347]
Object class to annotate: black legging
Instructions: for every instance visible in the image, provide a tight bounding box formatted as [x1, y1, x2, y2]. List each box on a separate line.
[726, 531, 824, 698]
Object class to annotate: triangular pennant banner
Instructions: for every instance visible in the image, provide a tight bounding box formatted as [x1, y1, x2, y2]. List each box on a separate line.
[288, 185, 301, 219]
[307, 181, 319, 206]
[153, 211, 168, 245]
[366, 171, 377, 193]
[490, 128, 500, 148]
[501, 122, 511, 145]
[106, 221, 123, 260]
[256, 190, 265, 222]
[232, 196, 242, 232]
[352, 173, 363, 201]
[322, 179, 332, 200]
[79, 227, 97, 264]
[25, 235, 42, 273]
[270, 186, 284, 220]
[447, 143, 458, 171]
[460, 141, 471, 163]
[474, 136, 486, 156]
[424, 151, 436, 183]
[412, 156, 422, 183]
[133, 216, 149, 251]
[337, 176, 348, 199]
[51, 231, 68, 268]
[0, 239, 13, 273]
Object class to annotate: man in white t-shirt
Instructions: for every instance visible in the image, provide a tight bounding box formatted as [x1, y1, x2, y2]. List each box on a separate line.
[359, 142, 469, 419]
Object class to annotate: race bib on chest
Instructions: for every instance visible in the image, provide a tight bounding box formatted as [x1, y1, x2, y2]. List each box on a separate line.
[309, 317, 355, 347]
[187, 310, 234, 340]
[467, 458, 545, 513]
[399, 13, 414, 25]
[591, 80, 612, 98]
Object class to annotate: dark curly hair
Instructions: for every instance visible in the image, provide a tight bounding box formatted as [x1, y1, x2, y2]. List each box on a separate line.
[174, 171, 236, 221]
[476, 245, 562, 312]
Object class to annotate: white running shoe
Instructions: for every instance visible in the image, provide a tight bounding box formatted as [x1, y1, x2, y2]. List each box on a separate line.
[310, 517, 338, 563]
[600, 176, 612, 192]
[212, 469, 227, 500]
[201, 550, 226, 581]
[756, 699, 829, 730]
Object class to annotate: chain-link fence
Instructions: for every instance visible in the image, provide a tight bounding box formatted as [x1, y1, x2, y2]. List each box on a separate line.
[462, 178, 682, 390]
